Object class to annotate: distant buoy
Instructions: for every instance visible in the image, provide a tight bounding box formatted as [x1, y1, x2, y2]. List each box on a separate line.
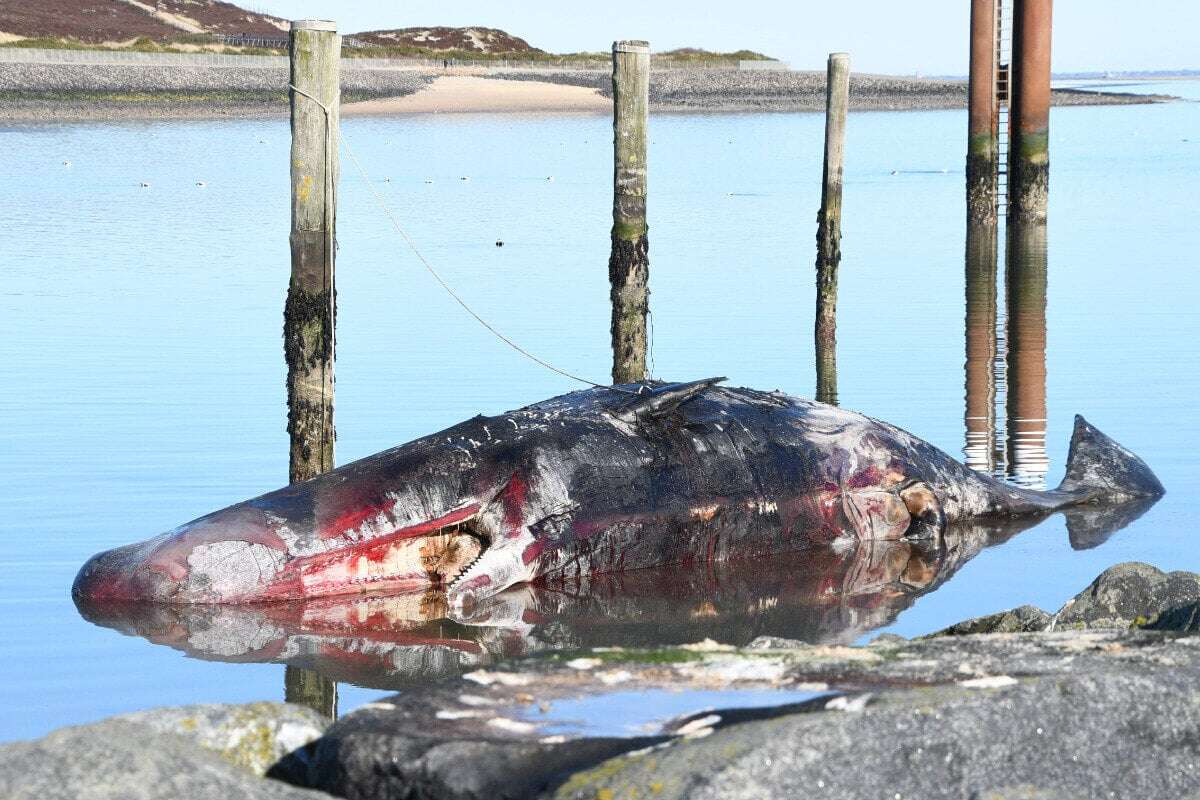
[890, 170, 898, 176]
[546, 176, 554, 182]
[495, 240, 504, 247]
[62, 160, 72, 167]
[424, 178, 434, 184]
[460, 176, 470, 181]
[139, 181, 151, 187]
[383, 177, 391, 183]
[195, 181, 206, 187]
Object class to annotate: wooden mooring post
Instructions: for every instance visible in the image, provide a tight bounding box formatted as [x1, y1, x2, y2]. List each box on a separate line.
[967, 0, 999, 225]
[1009, 0, 1052, 223]
[609, 40, 650, 385]
[815, 52, 850, 406]
[284, 18, 339, 719]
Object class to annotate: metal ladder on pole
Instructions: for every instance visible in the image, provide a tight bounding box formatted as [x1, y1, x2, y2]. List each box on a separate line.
[994, 0, 1013, 218]
[991, 0, 1015, 477]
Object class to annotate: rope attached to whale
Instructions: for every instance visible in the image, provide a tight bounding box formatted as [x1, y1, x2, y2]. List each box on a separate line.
[293, 85, 646, 396]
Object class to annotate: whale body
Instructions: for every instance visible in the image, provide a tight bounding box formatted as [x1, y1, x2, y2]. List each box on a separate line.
[72, 379, 1164, 608]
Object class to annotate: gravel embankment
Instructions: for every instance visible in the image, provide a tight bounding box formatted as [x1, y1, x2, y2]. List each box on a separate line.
[490, 67, 1166, 112]
[0, 61, 1166, 121]
[0, 62, 433, 120]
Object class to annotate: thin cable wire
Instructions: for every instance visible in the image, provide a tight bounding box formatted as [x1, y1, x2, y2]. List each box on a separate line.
[647, 306, 656, 381]
[339, 134, 636, 393]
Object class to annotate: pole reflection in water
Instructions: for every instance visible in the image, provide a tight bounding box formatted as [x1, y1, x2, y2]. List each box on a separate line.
[1004, 222, 1049, 487]
[964, 223, 999, 473]
[284, 665, 337, 719]
[73, 502, 1153, 693]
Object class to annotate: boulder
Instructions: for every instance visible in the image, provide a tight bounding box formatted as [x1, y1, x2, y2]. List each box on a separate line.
[551, 653, 1200, 800]
[927, 604, 1051, 636]
[0, 717, 332, 800]
[271, 629, 1200, 800]
[1052, 562, 1200, 631]
[270, 683, 671, 800]
[114, 701, 329, 776]
[927, 563, 1200, 637]
[278, 718, 661, 800]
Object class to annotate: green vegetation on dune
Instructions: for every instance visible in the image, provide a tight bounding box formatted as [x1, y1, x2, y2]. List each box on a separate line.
[343, 45, 773, 64]
[0, 37, 95, 50]
[657, 47, 773, 62]
[2, 35, 774, 64]
[0, 36, 284, 56]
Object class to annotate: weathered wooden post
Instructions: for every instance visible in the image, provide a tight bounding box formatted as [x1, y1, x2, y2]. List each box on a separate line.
[815, 52, 849, 406]
[1009, 0, 1052, 223]
[284, 18, 339, 719]
[967, 0, 999, 225]
[963, 224, 999, 473]
[1004, 223, 1048, 487]
[609, 40, 650, 385]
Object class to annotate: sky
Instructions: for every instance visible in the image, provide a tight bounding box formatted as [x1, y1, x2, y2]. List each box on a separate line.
[253, 1, 1198, 75]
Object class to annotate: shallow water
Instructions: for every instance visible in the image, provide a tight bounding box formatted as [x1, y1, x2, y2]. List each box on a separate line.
[518, 688, 831, 738]
[2, 81, 1198, 741]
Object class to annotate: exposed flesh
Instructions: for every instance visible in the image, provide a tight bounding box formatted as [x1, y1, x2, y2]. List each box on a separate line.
[418, 530, 485, 586]
[297, 524, 486, 597]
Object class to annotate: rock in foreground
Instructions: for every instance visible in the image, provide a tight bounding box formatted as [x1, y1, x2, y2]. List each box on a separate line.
[553, 634, 1200, 799]
[273, 628, 1200, 800]
[0, 704, 331, 800]
[928, 603, 1052, 636]
[1053, 561, 1200, 631]
[113, 701, 329, 776]
[10, 563, 1199, 800]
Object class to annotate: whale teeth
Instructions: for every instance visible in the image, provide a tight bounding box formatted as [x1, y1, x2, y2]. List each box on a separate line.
[447, 548, 487, 590]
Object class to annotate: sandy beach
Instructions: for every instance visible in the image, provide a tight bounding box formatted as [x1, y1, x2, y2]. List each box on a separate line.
[344, 75, 608, 114]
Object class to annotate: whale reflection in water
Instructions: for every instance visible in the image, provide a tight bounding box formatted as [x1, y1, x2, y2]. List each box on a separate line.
[75, 502, 1154, 690]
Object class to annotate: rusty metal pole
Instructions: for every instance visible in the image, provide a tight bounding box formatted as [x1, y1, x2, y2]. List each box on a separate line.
[963, 224, 999, 473]
[1009, 0, 1052, 223]
[815, 52, 849, 406]
[967, 0, 998, 225]
[1004, 222, 1048, 487]
[609, 40, 650, 385]
[284, 18, 339, 719]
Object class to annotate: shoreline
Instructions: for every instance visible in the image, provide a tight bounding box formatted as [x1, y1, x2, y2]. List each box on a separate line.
[0, 64, 1173, 122]
[3, 563, 1198, 798]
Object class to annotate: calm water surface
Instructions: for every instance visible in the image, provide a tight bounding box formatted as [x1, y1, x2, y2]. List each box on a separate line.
[2, 81, 1198, 740]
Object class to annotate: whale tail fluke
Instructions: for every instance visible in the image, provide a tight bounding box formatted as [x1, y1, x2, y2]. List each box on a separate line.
[1056, 416, 1164, 503]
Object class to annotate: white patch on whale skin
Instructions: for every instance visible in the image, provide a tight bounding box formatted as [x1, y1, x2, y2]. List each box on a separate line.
[187, 541, 285, 599]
